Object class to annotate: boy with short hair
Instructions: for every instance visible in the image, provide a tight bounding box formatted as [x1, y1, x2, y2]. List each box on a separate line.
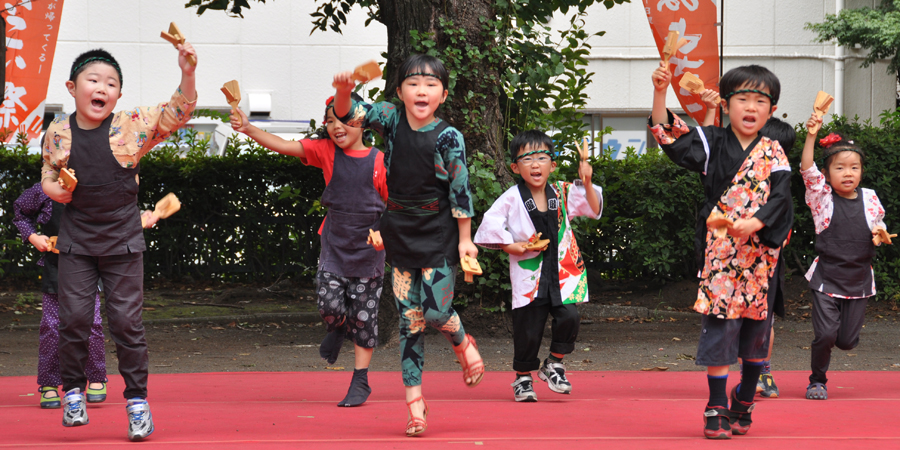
[649, 64, 793, 439]
[474, 129, 602, 402]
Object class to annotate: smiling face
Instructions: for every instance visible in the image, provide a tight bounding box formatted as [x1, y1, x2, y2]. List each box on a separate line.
[510, 143, 556, 191]
[324, 108, 365, 150]
[824, 150, 863, 199]
[396, 67, 448, 131]
[66, 62, 121, 130]
[723, 83, 777, 141]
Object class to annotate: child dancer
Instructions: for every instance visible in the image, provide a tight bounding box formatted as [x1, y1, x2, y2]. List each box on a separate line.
[801, 115, 886, 400]
[41, 46, 197, 441]
[650, 64, 793, 439]
[474, 130, 602, 402]
[13, 183, 108, 408]
[333, 54, 484, 437]
[229, 95, 386, 407]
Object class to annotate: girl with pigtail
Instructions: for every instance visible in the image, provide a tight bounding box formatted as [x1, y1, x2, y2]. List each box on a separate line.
[801, 114, 891, 401]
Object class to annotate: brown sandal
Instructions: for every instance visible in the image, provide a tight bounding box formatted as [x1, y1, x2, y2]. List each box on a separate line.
[454, 334, 484, 387]
[405, 396, 428, 437]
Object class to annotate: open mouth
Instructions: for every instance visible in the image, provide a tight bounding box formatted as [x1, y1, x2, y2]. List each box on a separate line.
[91, 98, 106, 109]
[333, 131, 347, 142]
[415, 101, 429, 108]
[741, 115, 757, 128]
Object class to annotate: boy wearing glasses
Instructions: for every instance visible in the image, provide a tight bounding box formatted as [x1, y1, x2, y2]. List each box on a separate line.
[475, 129, 602, 402]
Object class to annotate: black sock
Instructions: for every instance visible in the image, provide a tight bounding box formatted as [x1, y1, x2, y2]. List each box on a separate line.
[738, 361, 764, 404]
[707, 374, 728, 408]
[337, 368, 371, 407]
[547, 354, 563, 364]
[319, 329, 346, 365]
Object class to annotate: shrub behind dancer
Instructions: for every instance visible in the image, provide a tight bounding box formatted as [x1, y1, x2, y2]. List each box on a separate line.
[41, 45, 197, 441]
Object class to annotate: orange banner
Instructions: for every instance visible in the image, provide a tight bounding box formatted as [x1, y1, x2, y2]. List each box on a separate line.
[644, 0, 720, 126]
[3, 0, 65, 142]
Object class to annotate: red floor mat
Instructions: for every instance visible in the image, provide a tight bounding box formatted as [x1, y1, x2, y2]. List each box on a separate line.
[2, 370, 898, 448]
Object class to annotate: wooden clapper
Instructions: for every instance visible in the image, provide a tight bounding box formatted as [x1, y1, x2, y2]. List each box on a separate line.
[142, 193, 182, 228]
[810, 91, 834, 134]
[160, 22, 197, 66]
[679, 72, 721, 105]
[460, 255, 483, 283]
[221, 80, 243, 127]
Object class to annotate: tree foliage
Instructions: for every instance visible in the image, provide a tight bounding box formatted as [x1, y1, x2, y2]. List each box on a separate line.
[805, 0, 900, 75]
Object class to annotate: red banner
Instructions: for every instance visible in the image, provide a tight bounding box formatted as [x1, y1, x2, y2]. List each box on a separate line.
[643, 0, 720, 126]
[3, 0, 65, 142]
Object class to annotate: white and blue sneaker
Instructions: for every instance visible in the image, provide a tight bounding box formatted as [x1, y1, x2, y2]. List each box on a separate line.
[538, 359, 572, 394]
[512, 375, 538, 402]
[62, 388, 89, 427]
[126, 398, 154, 441]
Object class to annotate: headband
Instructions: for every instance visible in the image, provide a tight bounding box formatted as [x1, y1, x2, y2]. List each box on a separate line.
[403, 71, 439, 81]
[515, 149, 555, 162]
[722, 88, 772, 102]
[70, 56, 123, 86]
[819, 133, 863, 163]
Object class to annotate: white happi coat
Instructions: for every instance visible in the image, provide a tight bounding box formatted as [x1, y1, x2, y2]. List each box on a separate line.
[474, 180, 603, 310]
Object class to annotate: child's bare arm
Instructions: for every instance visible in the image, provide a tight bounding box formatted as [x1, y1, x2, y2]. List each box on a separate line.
[41, 177, 71, 204]
[502, 242, 528, 256]
[801, 112, 821, 171]
[729, 217, 765, 239]
[457, 218, 478, 260]
[229, 108, 305, 158]
[333, 71, 356, 118]
[651, 61, 671, 126]
[578, 161, 601, 215]
[700, 90, 719, 126]
[177, 41, 197, 101]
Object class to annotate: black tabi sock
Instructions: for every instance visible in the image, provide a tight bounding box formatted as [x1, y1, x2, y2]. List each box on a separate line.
[738, 362, 764, 404]
[337, 368, 371, 407]
[319, 329, 346, 365]
[707, 374, 728, 408]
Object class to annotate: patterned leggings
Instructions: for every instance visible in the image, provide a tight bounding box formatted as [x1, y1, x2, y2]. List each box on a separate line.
[39, 292, 106, 387]
[316, 271, 382, 349]
[393, 262, 466, 386]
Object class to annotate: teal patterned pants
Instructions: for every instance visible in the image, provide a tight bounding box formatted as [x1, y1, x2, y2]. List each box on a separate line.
[392, 262, 467, 386]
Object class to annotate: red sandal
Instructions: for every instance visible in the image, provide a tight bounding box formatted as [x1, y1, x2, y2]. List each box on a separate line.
[405, 396, 428, 437]
[454, 334, 484, 387]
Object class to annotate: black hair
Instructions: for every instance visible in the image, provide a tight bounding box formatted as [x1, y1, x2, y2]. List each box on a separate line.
[719, 65, 780, 107]
[69, 49, 122, 88]
[820, 131, 865, 172]
[759, 117, 796, 151]
[396, 54, 449, 91]
[509, 129, 554, 163]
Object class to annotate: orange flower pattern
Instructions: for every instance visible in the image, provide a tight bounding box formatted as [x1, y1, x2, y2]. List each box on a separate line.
[694, 137, 788, 320]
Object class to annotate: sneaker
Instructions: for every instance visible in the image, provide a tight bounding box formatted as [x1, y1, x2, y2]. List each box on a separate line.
[703, 406, 732, 439]
[126, 398, 154, 441]
[537, 359, 572, 394]
[86, 382, 107, 403]
[757, 373, 779, 398]
[62, 388, 89, 427]
[512, 375, 538, 402]
[729, 386, 755, 435]
[39, 386, 61, 409]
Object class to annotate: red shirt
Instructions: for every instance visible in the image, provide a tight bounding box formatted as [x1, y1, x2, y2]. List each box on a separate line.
[300, 138, 388, 233]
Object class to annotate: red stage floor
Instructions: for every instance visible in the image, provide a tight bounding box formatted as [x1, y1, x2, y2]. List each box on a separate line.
[1, 370, 898, 449]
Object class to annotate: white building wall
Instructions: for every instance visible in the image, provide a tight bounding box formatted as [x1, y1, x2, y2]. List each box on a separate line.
[47, 0, 387, 127]
[46, 0, 894, 151]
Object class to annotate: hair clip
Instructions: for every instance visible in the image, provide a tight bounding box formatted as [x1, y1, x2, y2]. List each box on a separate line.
[819, 133, 841, 148]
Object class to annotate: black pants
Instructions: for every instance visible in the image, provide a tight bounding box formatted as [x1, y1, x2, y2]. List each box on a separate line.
[59, 252, 148, 399]
[511, 299, 579, 372]
[809, 290, 868, 384]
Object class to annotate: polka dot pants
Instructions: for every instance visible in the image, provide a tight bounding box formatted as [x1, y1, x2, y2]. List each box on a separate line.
[38, 292, 106, 387]
[316, 271, 381, 349]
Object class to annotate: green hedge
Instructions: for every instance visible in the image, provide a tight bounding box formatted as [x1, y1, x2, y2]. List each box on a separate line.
[0, 131, 325, 284]
[3, 113, 899, 303]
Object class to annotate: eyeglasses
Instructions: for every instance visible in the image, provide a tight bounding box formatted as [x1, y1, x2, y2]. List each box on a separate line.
[517, 155, 552, 165]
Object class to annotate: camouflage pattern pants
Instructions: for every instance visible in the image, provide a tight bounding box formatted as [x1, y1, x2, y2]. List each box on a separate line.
[392, 262, 466, 386]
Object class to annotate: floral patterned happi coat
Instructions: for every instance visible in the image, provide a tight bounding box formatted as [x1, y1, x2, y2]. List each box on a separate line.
[650, 111, 792, 320]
